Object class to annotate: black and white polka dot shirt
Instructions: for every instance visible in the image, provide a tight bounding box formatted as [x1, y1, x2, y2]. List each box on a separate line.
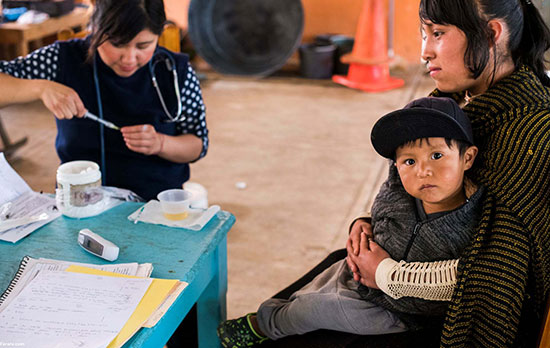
[0, 42, 209, 160]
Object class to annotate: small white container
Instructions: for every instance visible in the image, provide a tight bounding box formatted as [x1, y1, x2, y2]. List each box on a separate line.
[183, 182, 209, 209]
[56, 161, 104, 218]
[157, 189, 193, 220]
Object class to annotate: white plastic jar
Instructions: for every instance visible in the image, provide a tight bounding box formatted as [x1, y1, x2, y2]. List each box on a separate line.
[183, 182, 209, 209]
[56, 161, 104, 218]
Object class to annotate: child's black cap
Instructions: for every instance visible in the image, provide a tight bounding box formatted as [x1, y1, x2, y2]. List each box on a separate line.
[371, 97, 474, 158]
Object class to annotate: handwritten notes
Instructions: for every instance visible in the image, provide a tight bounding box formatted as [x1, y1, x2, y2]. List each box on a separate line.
[0, 271, 152, 348]
[0, 257, 153, 313]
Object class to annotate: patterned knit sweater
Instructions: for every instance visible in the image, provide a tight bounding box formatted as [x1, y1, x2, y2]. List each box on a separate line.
[432, 66, 550, 347]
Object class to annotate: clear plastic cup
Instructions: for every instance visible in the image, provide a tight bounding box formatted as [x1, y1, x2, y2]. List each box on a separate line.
[157, 189, 193, 220]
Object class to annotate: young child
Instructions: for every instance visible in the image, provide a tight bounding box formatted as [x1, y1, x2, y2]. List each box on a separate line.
[218, 97, 484, 347]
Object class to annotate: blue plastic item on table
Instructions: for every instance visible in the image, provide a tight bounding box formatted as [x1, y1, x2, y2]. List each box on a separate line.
[3, 7, 27, 21]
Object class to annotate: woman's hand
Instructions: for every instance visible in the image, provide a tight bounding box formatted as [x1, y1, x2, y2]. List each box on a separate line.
[346, 218, 373, 281]
[39, 80, 86, 119]
[348, 232, 391, 289]
[121, 124, 164, 156]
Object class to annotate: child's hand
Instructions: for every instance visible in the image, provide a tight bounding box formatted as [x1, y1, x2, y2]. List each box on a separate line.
[349, 232, 391, 289]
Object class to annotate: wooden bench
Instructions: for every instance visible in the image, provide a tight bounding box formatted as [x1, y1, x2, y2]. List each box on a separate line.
[0, 6, 92, 59]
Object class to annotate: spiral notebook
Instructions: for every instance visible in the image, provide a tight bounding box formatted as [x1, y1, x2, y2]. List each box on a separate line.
[0, 256, 153, 313]
[0, 270, 153, 348]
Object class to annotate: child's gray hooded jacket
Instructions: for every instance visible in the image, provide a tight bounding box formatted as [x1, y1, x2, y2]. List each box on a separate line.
[358, 163, 484, 325]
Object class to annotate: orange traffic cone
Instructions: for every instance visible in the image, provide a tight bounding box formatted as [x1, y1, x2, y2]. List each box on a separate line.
[333, 0, 404, 92]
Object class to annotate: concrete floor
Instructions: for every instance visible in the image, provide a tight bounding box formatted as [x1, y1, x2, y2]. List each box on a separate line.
[0, 66, 434, 319]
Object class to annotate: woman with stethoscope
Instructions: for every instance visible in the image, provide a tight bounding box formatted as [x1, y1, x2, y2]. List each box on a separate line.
[0, 0, 208, 201]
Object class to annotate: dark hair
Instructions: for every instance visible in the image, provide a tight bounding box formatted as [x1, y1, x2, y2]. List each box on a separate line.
[396, 138, 472, 159]
[88, 0, 166, 60]
[419, 0, 550, 87]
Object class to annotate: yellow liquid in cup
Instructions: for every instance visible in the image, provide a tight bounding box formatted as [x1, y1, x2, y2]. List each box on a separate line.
[163, 211, 189, 220]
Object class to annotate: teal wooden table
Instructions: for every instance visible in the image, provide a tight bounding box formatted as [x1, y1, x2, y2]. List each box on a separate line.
[0, 202, 235, 348]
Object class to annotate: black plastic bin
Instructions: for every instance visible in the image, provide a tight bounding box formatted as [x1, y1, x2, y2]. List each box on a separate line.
[315, 34, 354, 75]
[299, 43, 337, 79]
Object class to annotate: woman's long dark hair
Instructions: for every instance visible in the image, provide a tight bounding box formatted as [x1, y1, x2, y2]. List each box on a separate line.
[419, 0, 550, 87]
[87, 0, 166, 60]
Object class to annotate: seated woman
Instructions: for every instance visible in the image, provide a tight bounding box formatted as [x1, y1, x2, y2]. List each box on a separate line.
[261, 0, 550, 346]
[0, 0, 208, 200]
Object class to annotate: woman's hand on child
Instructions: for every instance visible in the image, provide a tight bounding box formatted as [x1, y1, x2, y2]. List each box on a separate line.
[121, 124, 165, 156]
[348, 232, 391, 289]
[347, 219, 372, 255]
[346, 219, 373, 281]
[39, 80, 86, 119]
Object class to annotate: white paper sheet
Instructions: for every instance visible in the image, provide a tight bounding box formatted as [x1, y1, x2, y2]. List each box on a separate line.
[0, 153, 31, 204]
[0, 257, 153, 313]
[0, 271, 152, 348]
[128, 201, 220, 231]
[0, 153, 62, 242]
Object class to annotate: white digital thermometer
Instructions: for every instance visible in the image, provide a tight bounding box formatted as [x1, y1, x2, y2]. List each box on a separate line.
[78, 229, 119, 261]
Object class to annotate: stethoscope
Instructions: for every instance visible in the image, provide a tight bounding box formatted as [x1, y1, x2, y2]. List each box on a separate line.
[92, 49, 184, 183]
[149, 51, 185, 123]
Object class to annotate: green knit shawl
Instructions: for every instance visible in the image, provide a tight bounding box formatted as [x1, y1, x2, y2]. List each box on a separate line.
[432, 65, 550, 347]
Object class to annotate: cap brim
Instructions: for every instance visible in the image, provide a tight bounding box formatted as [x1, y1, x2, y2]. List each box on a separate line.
[371, 108, 473, 158]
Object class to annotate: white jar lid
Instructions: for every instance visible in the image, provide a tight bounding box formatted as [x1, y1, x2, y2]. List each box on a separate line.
[57, 161, 101, 185]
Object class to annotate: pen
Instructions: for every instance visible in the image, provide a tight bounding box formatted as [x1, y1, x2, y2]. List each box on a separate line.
[84, 111, 120, 131]
[0, 202, 12, 220]
[133, 204, 146, 224]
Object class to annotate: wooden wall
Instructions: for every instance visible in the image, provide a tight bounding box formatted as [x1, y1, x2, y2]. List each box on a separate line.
[164, 0, 422, 63]
[300, 0, 422, 62]
[165, 0, 190, 30]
